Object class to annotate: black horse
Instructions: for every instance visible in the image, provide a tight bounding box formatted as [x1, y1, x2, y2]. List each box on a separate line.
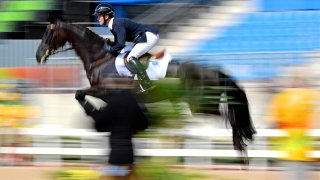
[35, 19, 255, 158]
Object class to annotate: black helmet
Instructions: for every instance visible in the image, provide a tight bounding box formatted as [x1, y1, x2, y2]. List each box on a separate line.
[93, 3, 114, 16]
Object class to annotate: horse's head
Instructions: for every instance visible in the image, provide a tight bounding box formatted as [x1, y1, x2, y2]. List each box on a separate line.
[36, 20, 68, 64]
[36, 19, 107, 66]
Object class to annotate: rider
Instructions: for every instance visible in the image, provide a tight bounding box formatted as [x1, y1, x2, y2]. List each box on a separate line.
[93, 3, 159, 92]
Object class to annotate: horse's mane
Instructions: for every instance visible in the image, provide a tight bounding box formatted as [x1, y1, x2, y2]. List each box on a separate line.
[62, 21, 105, 46]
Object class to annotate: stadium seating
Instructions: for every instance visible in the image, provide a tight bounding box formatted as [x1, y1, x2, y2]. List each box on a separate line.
[192, 11, 320, 54]
[184, 10, 320, 80]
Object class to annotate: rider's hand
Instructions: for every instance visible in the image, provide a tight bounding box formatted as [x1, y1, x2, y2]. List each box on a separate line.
[104, 38, 112, 44]
[75, 90, 86, 101]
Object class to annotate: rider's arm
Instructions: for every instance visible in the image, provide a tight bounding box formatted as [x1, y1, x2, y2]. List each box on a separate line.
[109, 23, 126, 54]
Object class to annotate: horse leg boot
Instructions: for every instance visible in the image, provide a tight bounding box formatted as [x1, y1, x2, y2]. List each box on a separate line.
[127, 57, 154, 92]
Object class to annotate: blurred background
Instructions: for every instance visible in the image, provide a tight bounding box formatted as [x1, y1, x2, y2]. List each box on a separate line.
[0, 0, 320, 179]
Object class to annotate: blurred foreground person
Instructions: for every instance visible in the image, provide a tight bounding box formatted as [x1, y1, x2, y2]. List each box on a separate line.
[267, 73, 319, 180]
[77, 81, 149, 180]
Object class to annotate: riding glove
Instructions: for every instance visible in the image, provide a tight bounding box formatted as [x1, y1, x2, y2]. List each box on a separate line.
[104, 38, 112, 44]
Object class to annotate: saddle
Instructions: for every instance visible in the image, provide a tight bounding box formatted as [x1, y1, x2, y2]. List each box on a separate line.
[104, 38, 165, 71]
[123, 49, 166, 71]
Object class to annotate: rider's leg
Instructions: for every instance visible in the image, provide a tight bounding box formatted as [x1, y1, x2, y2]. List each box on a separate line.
[127, 32, 159, 91]
[127, 56, 153, 91]
[128, 32, 159, 59]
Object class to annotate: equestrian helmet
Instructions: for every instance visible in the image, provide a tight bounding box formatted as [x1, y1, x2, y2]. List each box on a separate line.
[93, 3, 114, 16]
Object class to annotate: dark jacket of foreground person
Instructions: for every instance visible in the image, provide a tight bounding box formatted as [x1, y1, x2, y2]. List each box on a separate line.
[78, 89, 149, 165]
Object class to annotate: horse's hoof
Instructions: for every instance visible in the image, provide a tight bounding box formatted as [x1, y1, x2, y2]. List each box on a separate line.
[75, 90, 86, 100]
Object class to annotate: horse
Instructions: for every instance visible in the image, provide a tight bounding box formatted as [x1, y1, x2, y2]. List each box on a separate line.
[35, 19, 256, 162]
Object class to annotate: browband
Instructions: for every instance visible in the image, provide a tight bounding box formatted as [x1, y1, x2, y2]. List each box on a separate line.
[47, 24, 55, 30]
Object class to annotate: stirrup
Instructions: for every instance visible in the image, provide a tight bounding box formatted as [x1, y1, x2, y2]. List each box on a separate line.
[138, 82, 154, 92]
[140, 84, 156, 92]
[137, 81, 155, 93]
[137, 86, 155, 94]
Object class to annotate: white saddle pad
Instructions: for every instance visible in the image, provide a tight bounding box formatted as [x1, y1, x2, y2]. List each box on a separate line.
[115, 51, 172, 80]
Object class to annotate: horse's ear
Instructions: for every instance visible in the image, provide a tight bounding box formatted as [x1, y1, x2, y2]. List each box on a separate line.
[47, 11, 64, 24]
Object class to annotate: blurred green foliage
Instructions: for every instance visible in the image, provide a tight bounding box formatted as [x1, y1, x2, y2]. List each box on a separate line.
[0, 0, 53, 32]
[137, 157, 208, 180]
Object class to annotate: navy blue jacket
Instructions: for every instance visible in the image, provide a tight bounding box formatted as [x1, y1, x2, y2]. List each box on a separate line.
[108, 18, 158, 55]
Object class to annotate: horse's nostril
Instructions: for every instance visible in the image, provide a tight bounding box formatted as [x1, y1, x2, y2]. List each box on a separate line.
[36, 50, 42, 62]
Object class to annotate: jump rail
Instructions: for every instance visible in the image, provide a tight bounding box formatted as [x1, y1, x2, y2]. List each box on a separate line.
[0, 128, 319, 160]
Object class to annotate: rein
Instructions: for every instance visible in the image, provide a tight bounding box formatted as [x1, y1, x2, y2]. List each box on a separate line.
[43, 21, 108, 71]
[89, 57, 106, 72]
[51, 47, 74, 55]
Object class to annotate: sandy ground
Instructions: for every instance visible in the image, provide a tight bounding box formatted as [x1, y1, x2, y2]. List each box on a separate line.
[0, 167, 319, 180]
[0, 167, 55, 180]
[203, 170, 320, 180]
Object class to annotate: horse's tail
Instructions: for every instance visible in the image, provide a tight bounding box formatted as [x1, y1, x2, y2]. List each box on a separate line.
[220, 72, 256, 154]
[179, 62, 256, 160]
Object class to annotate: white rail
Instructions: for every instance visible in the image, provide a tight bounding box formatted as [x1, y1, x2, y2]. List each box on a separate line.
[0, 128, 319, 160]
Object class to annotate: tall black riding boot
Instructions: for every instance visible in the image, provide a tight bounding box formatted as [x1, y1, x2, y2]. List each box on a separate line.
[127, 57, 154, 92]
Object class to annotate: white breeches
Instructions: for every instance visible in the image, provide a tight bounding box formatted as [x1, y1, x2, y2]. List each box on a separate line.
[127, 32, 159, 59]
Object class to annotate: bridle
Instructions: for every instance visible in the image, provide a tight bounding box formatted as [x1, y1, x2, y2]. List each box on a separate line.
[40, 21, 108, 75]
[40, 22, 74, 64]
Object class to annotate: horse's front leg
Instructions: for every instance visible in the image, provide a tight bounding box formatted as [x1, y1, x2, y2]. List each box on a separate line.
[75, 86, 109, 101]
